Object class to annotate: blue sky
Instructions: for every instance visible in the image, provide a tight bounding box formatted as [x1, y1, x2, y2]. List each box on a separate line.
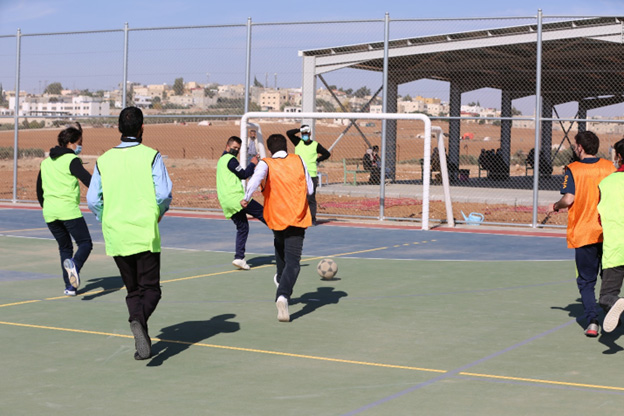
[1, 0, 619, 34]
[1, 0, 623, 116]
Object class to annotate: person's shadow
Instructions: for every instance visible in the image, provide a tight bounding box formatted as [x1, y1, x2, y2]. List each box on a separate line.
[80, 276, 124, 301]
[147, 314, 240, 366]
[552, 300, 623, 354]
[246, 255, 275, 268]
[289, 287, 348, 321]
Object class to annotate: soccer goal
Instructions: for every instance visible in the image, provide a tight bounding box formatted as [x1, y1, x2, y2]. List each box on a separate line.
[239, 112, 454, 230]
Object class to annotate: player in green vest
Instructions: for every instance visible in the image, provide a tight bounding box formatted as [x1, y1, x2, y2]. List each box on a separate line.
[598, 138, 624, 332]
[216, 136, 266, 270]
[87, 107, 172, 360]
[36, 122, 92, 296]
[287, 124, 331, 225]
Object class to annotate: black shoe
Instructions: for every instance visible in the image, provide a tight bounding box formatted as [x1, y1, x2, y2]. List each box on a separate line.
[130, 320, 152, 359]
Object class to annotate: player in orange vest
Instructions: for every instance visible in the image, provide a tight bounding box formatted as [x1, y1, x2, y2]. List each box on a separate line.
[242, 133, 313, 322]
[548, 131, 615, 337]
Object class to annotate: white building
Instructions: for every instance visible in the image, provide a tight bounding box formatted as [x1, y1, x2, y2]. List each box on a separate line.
[8, 95, 111, 116]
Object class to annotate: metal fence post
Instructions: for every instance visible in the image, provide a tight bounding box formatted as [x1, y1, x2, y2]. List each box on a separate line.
[244, 17, 252, 114]
[12, 28, 21, 203]
[531, 9, 543, 227]
[379, 12, 390, 220]
[122, 22, 129, 109]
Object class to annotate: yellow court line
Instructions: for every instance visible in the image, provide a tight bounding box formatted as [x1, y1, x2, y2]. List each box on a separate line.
[460, 371, 624, 392]
[0, 227, 48, 233]
[1, 319, 622, 393]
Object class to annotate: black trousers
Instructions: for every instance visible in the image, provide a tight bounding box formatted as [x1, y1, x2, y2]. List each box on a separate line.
[114, 251, 161, 331]
[230, 199, 265, 260]
[600, 266, 624, 312]
[273, 226, 305, 301]
[47, 216, 93, 290]
[307, 176, 318, 222]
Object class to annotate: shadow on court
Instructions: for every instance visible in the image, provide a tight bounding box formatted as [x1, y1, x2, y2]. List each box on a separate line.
[80, 276, 124, 300]
[147, 314, 240, 367]
[246, 255, 275, 268]
[290, 287, 348, 321]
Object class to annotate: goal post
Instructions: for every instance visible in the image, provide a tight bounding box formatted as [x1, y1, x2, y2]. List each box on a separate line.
[239, 111, 454, 230]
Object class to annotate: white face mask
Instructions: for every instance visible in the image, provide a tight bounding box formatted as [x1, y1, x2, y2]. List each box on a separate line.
[74, 145, 82, 155]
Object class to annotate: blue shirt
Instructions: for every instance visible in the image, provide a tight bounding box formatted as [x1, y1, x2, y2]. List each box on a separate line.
[87, 141, 173, 221]
[560, 157, 600, 195]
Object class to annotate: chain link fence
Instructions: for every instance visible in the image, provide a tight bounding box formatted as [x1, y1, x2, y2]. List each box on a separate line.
[1, 14, 623, 228]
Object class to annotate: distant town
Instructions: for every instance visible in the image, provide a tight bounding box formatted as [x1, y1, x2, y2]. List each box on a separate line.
[1, 79, 624, 135]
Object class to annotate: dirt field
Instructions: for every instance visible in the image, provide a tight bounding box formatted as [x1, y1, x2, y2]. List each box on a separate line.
[1, 120, 618, 226]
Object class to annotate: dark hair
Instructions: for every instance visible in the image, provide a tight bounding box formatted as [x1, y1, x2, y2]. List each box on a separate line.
[575, 131, 600, 155]
[267, 134, 287, 154]
[227, 136, 242, 146]
[57, 122, 82, 147]
[614, 138, 624, 160]
[372, 145, 379, 151]
[118, 106, 143, 137]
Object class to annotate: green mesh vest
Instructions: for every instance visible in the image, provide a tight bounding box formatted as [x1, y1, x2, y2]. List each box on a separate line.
[598, 173, 624, 269]
[96, 144, 160, 256]
[216, 153, 245, 219]
[295, 141, 318, 177]
[40, 153, 82, 223]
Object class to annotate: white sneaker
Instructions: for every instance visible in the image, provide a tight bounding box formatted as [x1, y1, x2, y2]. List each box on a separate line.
[63, 258, 80, 289]
[232, 259, 250, 270]
[273, 274, 279, 288]
[64, 288, 76, 296]
[276, 295, 290, 322]
[604, 298, 624, 332]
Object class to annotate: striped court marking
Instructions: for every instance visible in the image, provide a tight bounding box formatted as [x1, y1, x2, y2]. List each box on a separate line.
[1, 319, 623, 394]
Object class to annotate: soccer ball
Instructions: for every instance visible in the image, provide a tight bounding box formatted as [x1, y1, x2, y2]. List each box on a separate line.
[317, 258, 338, 280]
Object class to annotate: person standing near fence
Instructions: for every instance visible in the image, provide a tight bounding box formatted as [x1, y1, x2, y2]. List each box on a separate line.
[247, 129, 259, 166]
[287, 125, 330, 225]
[597, 138, 624, 332]
[87, 106, 172, 360]
[241, 133, 313, 322]
[548, 131, 615, 337]
[217, 136, 266, 270]
[36, 122, 93, 296]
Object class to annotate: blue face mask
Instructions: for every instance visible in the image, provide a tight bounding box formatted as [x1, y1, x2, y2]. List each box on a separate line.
[74, 145, 82, 155]
[302, 135, 310, 142]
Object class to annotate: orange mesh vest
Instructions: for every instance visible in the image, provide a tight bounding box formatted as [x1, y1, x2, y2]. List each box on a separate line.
[262, 154, 312, 231]
[566, 158, 615, 248]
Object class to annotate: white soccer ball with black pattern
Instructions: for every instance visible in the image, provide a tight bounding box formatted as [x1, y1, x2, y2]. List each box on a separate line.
[317, 258, 338, 280]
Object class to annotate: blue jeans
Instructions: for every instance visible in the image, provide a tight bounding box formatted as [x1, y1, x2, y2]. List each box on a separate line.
[575, 243, 602, 324]
[230, 199, 266, 260]
[274, 226, 306, 301]
[47, 216, 93, 290]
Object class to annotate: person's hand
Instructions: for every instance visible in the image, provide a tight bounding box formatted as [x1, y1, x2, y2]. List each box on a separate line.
[240, 200, 249, 208]
[250, 155, 259, 165]
[546, 203, 558, 216]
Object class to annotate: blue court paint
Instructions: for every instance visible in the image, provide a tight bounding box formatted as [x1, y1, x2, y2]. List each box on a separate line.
[1, 208, 571, 261]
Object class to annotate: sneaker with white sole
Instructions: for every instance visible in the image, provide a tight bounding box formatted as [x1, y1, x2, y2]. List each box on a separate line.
[276, 295, 290, 322]
[64, 288, 76, 296]
[232, 259, 250, 270]
[584, 320, 600, 337]
[273, 274, 279, 288]
[63, 258, 80, 289]
[130, 320, 152, 360]
[604, 298, 624, 333]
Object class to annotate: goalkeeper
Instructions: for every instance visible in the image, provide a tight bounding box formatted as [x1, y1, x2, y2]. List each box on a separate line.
[287, 124, 331, 225]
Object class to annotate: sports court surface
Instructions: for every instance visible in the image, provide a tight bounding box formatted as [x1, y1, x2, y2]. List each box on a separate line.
[1, 204, 623, 415]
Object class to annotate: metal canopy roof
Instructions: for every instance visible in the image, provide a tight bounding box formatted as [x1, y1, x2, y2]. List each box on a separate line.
[300, 17, 624, 105]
